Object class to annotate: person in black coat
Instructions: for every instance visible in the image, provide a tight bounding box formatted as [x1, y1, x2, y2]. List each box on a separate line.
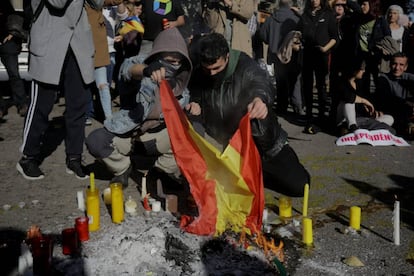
[0, 0, 28, 119]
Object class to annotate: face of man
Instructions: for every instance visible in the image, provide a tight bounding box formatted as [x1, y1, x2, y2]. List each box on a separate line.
[200, 54, 229, 88]
[201, 54, 229, 77]
[390, 56, 408, 77]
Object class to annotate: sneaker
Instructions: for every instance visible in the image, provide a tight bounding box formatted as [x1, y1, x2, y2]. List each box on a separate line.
[16, 157, 44, 180]
[66, 158, 89, 180]
[349, 124, 359, 132]
[111, 166, 131, 188]
[85, 118, 92, 126]
[303, 124, 320, 135]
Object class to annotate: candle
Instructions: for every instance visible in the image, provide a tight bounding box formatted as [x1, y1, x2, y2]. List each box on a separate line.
[125, 196, 138, 214]
[75, 216, 89, 242]
[349, 206, 361, 230]
[141, 175, 147, 199]
[279, 196, 292, 218]
[302, 217, 313, 245]
[166, 194, 178, 213]
[103, 187, 111, 205]
[303, 183, 309, 217]
[77, 191, 85, 211]
[393, 198, 400, 245]
[61, 228, 79, 255]
[110, 183, 124, 224]
[263, 208, 269, 223]
[152, 201, 161, 212]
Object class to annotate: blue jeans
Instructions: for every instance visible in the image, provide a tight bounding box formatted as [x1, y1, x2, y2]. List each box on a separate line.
[94, 66, 112, 119]
[107, 52, 116, 85]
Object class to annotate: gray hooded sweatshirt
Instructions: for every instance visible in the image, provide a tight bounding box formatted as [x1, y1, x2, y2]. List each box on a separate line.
[104, 27, 192, 134]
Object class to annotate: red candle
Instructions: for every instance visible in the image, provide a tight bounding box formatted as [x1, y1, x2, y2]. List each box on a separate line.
[75, 217, 89, 242]
[62, 228, 79, 255]
[31, 235, 53, 275]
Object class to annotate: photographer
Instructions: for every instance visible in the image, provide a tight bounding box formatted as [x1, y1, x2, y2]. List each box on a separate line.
[203, 0, 255, 57]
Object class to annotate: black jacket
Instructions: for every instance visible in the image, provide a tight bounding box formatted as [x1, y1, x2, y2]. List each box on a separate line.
[297, 7, 337, 50]
[259, 6, 300, 64]
[189, 50, 288, 160]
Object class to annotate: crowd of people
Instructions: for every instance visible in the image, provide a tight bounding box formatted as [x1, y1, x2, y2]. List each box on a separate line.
[0, 0, 413, 201]
[259, 0, 414, 137]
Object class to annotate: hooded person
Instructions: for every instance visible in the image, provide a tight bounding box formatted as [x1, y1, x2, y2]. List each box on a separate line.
[259, 0, 304, 115]
[86, 27, 192, 187]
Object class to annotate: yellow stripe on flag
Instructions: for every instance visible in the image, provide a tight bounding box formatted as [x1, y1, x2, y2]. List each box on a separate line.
[160, 80, 264, 236]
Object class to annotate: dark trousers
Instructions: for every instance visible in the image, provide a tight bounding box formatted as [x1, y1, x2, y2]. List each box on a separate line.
[303, 49, 329, 119]
[274, 59, 302, 112]
[0, 40, 27, 110]
[263, 144, 310, 197]
[21, 49, 90, 158]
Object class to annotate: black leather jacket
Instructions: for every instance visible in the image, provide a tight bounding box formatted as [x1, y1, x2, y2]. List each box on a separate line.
[189, 50, 288, 160]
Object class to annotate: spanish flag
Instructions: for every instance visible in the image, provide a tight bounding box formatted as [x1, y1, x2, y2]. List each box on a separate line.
[160, 80, 264, 236]
[119, 15, 144, 36]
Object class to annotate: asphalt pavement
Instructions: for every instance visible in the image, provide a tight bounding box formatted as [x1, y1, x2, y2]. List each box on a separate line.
[0, 99, 413, 275]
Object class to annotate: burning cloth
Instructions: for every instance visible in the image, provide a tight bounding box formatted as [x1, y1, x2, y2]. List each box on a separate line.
[160, 80, 264, 236]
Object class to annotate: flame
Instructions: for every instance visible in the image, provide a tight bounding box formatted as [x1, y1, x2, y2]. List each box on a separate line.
[254, 231, 284, 262]
[238, 226, 284, 263]
[26, 225, 42, 240]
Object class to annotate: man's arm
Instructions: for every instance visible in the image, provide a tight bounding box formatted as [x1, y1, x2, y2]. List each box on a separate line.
[226, 0, 255, 21]
[166, 15, 185, 29]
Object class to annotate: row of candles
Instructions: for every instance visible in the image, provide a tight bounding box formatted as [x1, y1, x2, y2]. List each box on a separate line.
[274, 184, 400, 246]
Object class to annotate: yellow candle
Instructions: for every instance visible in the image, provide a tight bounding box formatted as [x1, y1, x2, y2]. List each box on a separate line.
[110, 183, 124, 224]
[302, 217, 313, 245]
[302, 184, 309, 217]
[86, 173, 100, 231]
[349, 206, 361, 230]
[279, 196, 292, 218]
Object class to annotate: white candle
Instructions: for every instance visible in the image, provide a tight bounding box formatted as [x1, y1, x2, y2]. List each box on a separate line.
[393, 199, 400, 245]
[152, 201, 161, 212]
[77, 191, 85, 211]
[141, 175, 147, 199]
[262, 208, 269, 223]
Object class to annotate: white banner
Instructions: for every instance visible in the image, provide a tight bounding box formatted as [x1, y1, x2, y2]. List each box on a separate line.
[336, 129, 410, 147]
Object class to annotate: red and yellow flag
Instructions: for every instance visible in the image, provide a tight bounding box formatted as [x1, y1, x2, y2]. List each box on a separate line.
[119, 15, 144, 36]
[160, 80, 264, 236]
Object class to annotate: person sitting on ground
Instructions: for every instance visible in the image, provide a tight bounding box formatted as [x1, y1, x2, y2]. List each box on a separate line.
[375, 52, 414, 139]
[86, 28, 192, 187]
[336, 59, 394, 135]
[188, 33, 310, 197]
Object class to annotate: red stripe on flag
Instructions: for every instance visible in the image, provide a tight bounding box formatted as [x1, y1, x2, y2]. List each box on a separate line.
[229, 115, 264, 231]
[160, 81, 218, 235]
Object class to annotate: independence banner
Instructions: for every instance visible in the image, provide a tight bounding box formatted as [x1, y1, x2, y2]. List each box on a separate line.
[160, 80, 264, 236]
[336, 129, 410, 147]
